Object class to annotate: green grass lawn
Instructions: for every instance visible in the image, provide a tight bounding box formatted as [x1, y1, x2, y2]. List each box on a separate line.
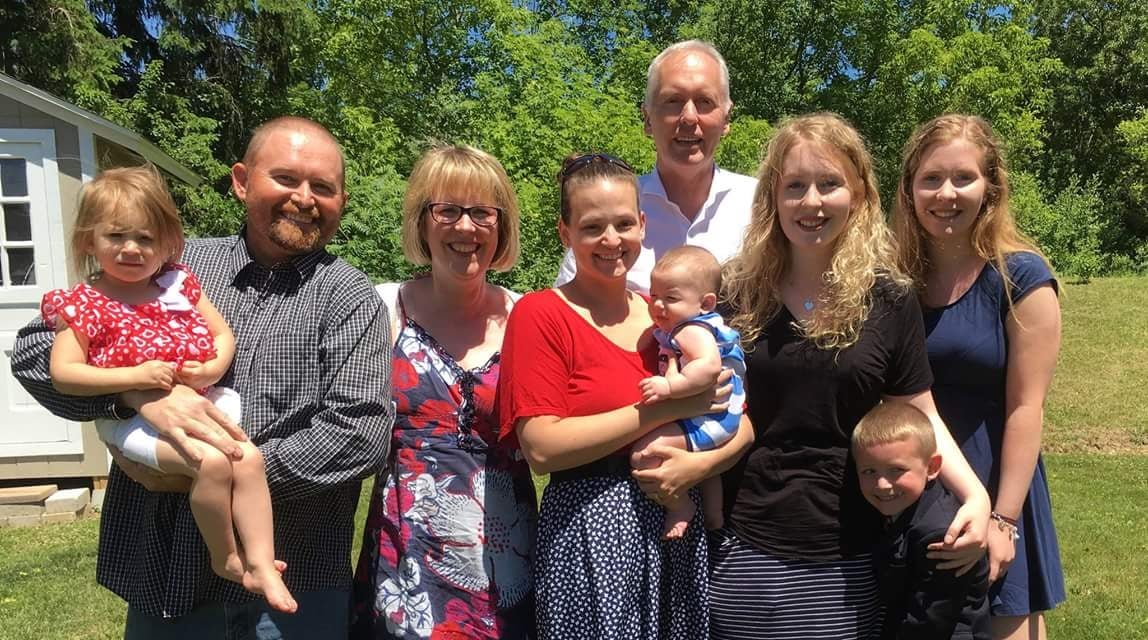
[2, 454, 1144, 639]
[1044, 277, 1148, 453]
[1046, 455, 1148, 638]
[1, 276, 1145, 639]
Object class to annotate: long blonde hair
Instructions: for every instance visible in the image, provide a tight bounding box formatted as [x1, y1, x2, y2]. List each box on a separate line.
[724, 112, 910, 350]
[892, 114, 1050, 299]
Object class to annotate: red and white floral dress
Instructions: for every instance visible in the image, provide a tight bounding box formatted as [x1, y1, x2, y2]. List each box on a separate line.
[40, 263, 217, 372]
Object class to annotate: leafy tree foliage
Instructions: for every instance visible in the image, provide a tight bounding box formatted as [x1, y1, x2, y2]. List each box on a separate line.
[0, 0, 122, 101]
[1033, 0, 1148, 257]
[4, 0, 1146, 281]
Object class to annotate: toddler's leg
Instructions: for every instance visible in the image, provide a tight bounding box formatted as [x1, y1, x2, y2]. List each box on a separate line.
[701, 476, 724, 530]
[630, 423, 697, 540]
[230, 441, 296, 614]
[153, 440, 243, 584]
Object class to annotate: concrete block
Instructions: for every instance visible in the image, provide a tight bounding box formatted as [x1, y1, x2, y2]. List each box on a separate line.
[91, 488, 106, 512]
[45, 488, 90, 514]
[6, 513, 43, 527]
[42, 511, 77, 524]
[0, 504, 44, 517]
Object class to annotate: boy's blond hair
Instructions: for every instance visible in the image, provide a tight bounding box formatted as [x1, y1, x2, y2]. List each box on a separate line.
[652, 245, 722, 295]
[852, 402, 937, 459]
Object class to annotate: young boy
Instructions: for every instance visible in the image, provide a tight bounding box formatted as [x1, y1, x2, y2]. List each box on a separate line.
[632, 245, 747, 539]
[852, 402, 990, 640]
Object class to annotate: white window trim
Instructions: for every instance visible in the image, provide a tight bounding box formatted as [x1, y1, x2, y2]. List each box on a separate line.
[0, 128, 67, 300]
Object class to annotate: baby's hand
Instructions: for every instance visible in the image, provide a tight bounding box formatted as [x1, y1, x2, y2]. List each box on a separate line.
[133, 361, 175, 390]
[177, 361, 214, 390]
[639, 376, 672, 404]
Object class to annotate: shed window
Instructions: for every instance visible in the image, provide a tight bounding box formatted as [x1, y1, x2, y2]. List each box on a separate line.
[0, 157, 36, 286]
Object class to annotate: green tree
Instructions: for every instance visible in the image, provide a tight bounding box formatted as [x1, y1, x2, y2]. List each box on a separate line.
[0, 0, 123, 101]
[1033, 0, 1148, 255]
[89, 0, 324, 164]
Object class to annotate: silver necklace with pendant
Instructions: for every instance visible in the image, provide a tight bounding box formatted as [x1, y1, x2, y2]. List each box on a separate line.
[803, 298, 815, 312]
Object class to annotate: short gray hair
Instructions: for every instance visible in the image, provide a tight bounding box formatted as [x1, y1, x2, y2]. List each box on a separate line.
[644, 40, 731, 110]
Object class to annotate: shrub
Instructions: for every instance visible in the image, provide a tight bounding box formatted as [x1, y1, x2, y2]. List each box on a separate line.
[1011, 172, 1104, 282]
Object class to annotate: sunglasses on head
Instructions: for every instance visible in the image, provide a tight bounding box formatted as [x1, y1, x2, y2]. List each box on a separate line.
[558, 153, 635, 182]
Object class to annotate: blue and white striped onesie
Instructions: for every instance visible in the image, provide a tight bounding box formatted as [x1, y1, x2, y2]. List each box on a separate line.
[653, 311, 746, 451]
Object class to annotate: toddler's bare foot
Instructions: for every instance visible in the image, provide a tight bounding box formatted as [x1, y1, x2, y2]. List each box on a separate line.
[211, 552, 246, 584]
[244, 563, 297, 614]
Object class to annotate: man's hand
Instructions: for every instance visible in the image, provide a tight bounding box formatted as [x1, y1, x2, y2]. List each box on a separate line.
[639, 376, 673, 404]
[123, 385, 248, 463]
[107, 446, 191, 493]
[131, 361, 175, 390]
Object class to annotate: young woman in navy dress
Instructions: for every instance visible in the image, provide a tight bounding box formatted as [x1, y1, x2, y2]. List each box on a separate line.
[893, 114, 1066, 640]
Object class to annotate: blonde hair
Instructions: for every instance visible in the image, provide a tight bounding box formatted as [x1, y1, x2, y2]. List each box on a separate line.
[892, 114, 1051, 302]
[852, 401, 937, 460]
[653, 245, 722, 295]
[724, 112, 910, 350]
[72, 165, 184, 279]
[401, 144, 521, 272]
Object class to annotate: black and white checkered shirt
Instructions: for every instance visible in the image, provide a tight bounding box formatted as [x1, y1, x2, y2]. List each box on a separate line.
[11, 233, 393, 617]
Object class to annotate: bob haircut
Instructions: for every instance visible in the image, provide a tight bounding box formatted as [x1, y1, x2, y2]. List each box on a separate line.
[71, 164, 184, 279]
[401, 144, 521, 272]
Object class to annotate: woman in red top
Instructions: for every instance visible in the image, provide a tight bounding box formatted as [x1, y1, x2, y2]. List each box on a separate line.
[498, 153, 752, 639]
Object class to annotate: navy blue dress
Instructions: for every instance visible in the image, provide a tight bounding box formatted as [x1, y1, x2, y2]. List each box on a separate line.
[923, 252, 1067, 616]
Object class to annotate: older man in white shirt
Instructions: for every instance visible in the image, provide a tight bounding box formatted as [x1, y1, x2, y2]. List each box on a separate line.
[555, 40, 756, 293]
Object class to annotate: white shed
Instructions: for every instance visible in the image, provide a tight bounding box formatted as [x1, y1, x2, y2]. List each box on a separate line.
[0, 72, 200, 480]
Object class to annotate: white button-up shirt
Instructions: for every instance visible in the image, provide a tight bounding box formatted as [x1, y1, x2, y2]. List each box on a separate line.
[555, 165, 758, 294]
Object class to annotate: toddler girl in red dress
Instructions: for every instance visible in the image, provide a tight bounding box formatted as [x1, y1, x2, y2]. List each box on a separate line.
[41, 165, 295, 613]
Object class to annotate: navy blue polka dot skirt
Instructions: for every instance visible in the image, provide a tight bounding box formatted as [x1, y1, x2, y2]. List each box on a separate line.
[534, 476, 708, 640]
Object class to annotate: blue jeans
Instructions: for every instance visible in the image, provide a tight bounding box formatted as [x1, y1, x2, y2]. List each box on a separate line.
[123, 589, 349, 640]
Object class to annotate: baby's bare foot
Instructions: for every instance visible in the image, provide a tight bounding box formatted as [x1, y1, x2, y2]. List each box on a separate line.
[244, 563, 297, 613]
[662, 499, 697, 540]
[663, 516, 691, 540]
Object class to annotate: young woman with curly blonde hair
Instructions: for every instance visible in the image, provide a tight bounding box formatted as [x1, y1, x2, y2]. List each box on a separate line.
[708, 112, 991, 640]
[892, 114, 1065, 640]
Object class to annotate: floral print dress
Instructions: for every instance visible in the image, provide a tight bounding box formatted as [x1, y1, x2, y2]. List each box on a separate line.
[351, 284, 537, 640]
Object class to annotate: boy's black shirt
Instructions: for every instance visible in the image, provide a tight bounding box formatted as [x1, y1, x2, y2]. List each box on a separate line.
[876, 479, 991, 640]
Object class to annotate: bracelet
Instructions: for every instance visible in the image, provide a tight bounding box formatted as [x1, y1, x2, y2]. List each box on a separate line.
[990, 511, 1020, 541]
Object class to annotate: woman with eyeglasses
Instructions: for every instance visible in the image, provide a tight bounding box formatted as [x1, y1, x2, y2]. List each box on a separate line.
[350, 145, 537, 639]
[498, 153, 752, 639]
